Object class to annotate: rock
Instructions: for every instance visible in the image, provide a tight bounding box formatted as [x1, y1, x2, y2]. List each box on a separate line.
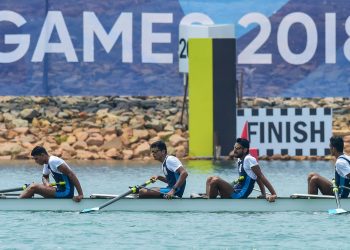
[21, 142, 34, 149]
[101, 137, 123, 150]
[74, 131, 89, 141]
[4, 130, 17, 139]
[102, 127, 116, 135]
[66, 135, 77, 145]
[76, 150, 97, 160]
[164, 123, 175, 131]
[73, 141, 88, 150]
[59, 142, 76, 154]
[0, 143, 23, 156]
[145, 119, 163, 131]
[149, 136, 161, 145]
[61, 151, 72, 159]
[62, 126, 73, 133]
[86, 133, 104, 146]
[157, 131, 174, 140]
[0, 155, 11, 160]
[134, 142, 150, 157]
[88, 145, 100, 153]
[13, 127, 29, 134]
[19, 134, 37, 143]
[105, 148, 122, 159]
[96, 108, 109, 119]
[133, 129, 149, 140]
[175, 145, 186, 158]
[58, 111, 70, 119]
[104, 133, 117, 142]
[168, 134, 186, 147]
[20, 109, 39, 120]
[122, 149, 133, 160]
[11, 119, 28, 128]
[2, 113, 14, 122]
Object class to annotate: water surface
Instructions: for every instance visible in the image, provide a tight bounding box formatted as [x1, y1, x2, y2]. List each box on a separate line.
[0, 160, 345, 250]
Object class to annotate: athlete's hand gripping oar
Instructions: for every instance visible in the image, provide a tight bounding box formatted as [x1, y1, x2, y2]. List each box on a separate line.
[0, 181, 65, 193]
[80, 179, 155, 214]
[328, 179, 348, 215]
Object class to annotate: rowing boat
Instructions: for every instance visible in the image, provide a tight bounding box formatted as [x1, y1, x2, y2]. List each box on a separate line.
[0, 194, 347, 212]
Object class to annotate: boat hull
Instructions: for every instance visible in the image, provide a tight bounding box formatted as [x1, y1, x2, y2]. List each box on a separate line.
[0, 197, 348, 212]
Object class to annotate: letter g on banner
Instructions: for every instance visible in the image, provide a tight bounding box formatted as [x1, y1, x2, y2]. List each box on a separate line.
[0, 11, 30, 63]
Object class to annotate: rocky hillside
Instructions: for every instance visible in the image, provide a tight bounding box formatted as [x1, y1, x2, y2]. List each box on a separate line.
[0, 96, 349, 160]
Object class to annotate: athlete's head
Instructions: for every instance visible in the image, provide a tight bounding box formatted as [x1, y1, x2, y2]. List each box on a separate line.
[31, 146, 49, 165]
[233, 138, 250, 159]
[150, 140, 167, 161]
[330, 136, 344, 154]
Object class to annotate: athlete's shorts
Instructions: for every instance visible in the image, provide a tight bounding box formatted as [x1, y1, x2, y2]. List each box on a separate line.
[231, 179, 255, 199]
[55, 184, 74, 198]
[160, 186, 185, 198]
[340, 187, 350, 198]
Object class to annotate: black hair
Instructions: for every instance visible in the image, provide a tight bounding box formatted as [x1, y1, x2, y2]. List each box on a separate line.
[31, 146, 48, 156]
[150, 140, 167, 154]
[330, 136, 344, 153]
[236, 138, 250, 150]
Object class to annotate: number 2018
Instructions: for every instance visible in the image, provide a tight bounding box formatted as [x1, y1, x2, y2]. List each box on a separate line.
[238, 12, 350, 65]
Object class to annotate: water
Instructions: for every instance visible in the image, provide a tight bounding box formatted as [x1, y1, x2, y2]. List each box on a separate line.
[0, 160, 348, 250]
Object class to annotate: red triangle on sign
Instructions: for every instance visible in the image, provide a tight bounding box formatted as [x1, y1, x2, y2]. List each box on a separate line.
[240, 121, 249, 140]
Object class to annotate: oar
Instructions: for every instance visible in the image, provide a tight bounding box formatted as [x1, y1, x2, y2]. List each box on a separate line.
[0, 181, 65, 193]
[80, 179, 154, 214]
[328, 179, 348, 215]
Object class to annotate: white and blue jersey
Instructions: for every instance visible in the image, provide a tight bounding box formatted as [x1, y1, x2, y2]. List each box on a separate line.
[335, 154, 350, 198]
[42, 156, 74, 198]
[159, 155, 186, 197]
[231, 154, 257, 199]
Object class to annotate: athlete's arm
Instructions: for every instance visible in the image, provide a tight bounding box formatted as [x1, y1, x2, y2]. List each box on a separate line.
[256, 178, 266, 198]
[165, 166, 188, 198]
[57, 164, 84, 202]
[42, 174, 50, 186]
[151, 175, 168, 183]
[173, 166, 188, 189]
[252, 165, 277, 202]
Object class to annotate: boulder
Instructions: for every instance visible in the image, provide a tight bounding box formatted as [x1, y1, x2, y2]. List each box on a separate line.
[134, 142, 150, 157]
[11, 119, 28, 128]
[20, 109, 39, 120]
[101, 137, 123, 150]
[75, 131, 89, 142]
[66, 135, 77, 145]
[105, 148, 123, 159]
[168, 134, 186, 147]
[122, 149, 133, 160]
[73, 141, 88, 150]
[76, 150, 97, 160]
[0, 143, 23, 156]
[133, 129, 149, 140]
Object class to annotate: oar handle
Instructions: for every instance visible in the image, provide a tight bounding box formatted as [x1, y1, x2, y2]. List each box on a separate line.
[50, 181, 66, 186]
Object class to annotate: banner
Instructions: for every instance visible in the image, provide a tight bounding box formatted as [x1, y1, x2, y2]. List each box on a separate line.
[0, 0, 349, 96]
[236, 108, 333, 156]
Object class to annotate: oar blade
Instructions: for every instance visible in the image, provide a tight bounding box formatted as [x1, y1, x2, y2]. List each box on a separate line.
[328, 208, 348, 215]
[80, 207, 100, 214]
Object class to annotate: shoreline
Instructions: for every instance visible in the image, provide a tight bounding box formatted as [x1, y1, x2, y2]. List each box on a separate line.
[0, 96, 349, 161]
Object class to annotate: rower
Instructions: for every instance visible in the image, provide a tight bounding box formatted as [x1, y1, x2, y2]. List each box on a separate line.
[19, 146, 84, 202]
[308, 136, 350, 197]
[139, 140, 188, 199]
[204, 138, 277, 202]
